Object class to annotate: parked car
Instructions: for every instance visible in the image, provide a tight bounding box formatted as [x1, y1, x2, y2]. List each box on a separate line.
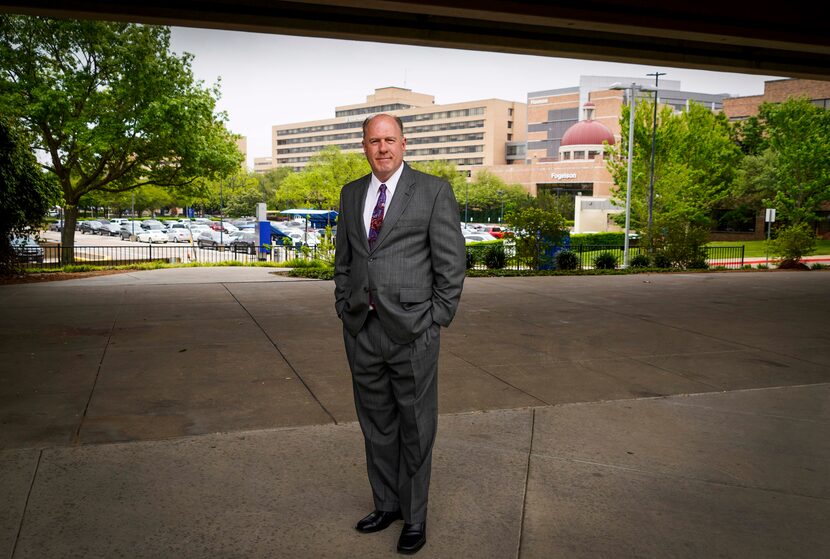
[79, 220, 102, 234]
[187, 224, 211, 239]
[280, 228, 320, 247]
[119, 221, 144, 240]
[208, 221, 239, 234]
[97, 222, 121, 236]
[135, 229, 168, 243]
[482, 226, 508, 239]
[463, 232, 498, 244]
[229, 231, 258, 253]
[10, 236, 44, 264]
[167, 227, 194, 243]
[48, 220, 64, 232]
[196, 229, 234, 248]
[141, 220, 165, 231]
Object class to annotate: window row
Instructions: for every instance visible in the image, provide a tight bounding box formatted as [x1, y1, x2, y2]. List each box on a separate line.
[277, 133, 485, 154]
[335, 104, 412, 117]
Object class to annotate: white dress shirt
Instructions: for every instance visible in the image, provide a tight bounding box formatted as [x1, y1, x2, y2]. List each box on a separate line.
[363, 162, 404, 238]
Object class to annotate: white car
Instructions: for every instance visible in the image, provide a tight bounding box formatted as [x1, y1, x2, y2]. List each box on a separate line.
[167, 228, 193, 243]
[463, 232, 498, 244]
[136, 229, 169, 243]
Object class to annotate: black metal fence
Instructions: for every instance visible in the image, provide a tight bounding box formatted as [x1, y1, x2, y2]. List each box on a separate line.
[465, 243, 745, 271]
[16, 244, 325, 269]
[17, 242, 744, 271]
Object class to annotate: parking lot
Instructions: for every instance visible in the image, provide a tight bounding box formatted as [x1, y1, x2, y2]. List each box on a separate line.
[38, 229, 292, 264]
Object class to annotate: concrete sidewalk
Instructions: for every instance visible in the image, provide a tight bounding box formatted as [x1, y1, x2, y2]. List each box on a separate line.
[1, 268, 829, 558]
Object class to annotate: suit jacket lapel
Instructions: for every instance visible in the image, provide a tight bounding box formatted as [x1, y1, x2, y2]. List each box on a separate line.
[370, 163, 415, 253]
[355, 175, 371, 251]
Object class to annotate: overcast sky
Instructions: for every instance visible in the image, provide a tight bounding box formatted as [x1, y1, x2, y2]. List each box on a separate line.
[168, 26, 783, 169]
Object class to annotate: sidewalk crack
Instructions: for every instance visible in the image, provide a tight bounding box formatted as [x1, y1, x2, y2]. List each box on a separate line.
[10, 449, 42, 558]
[516, 408, 536, 559]
[222, 283, 338, 425]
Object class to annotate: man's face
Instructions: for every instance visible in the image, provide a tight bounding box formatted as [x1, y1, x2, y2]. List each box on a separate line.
[362, 116, 406, 182]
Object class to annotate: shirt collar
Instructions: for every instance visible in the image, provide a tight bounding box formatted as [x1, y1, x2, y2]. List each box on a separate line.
[369, 162, 404, 198]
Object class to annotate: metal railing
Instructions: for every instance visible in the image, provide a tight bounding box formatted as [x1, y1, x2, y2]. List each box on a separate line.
[17, 243, 326, 269]
[465, 242, 745, 271]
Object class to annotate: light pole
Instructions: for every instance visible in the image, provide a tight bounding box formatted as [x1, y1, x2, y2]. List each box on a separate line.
[497, 189, 504, 224]
[464, 181, 469, 229]
[646, 71, 665, 247]
[610, 82, 656, 268]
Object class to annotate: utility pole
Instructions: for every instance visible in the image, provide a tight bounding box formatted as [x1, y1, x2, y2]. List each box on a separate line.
[646, 71, 665, 249]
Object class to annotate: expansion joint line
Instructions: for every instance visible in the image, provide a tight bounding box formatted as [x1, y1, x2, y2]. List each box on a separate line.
[516, 408, 536, 559]
[448, 351, 551, 406]
[222, 284, 337, 425]
[73, 289, 125, 445]
[11, 449, 43, 558]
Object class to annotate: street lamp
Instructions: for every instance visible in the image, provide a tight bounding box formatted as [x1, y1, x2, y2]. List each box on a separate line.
[464, 181, 469, 229]
[609, 82, 656, 268]
[497, 189, 504, 223]
[646, 71, 666, 247]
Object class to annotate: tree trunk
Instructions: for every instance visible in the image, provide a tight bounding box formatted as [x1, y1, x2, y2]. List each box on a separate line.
[61, 204, 78, 264]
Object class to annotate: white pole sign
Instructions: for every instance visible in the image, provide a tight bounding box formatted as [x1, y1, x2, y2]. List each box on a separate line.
[765, 208, 776, 223]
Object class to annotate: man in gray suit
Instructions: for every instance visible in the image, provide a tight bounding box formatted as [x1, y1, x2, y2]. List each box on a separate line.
[334, 113, 465, 555]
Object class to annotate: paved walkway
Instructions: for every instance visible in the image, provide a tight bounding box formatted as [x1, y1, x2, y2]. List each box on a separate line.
[1, 268, 829, 557]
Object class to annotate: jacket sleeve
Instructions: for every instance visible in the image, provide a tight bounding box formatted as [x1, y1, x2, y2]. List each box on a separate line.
[333, 189, 351, 319]
[428, 180, 466, 326]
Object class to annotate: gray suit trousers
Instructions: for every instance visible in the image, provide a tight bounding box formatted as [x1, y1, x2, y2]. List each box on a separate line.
[344, 312, 440, 524]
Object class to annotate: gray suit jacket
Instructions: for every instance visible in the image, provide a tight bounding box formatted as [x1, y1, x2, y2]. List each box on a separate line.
[334, 163, 466, 344]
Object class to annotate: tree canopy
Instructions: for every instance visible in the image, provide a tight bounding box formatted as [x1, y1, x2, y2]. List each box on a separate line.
[0, 15, 243, 250]
[0, 118, 59, 274]
[274, 146, 369, 209]
[607, 99, 742, 249]
[734, 98, 830, 226]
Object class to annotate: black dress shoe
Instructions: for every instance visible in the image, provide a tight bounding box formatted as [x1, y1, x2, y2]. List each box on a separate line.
[397, 522, 426, 555]
[355, 510, 403, 533]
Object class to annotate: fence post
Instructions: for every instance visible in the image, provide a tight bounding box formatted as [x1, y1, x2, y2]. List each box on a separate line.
[739, 245, 745, 267]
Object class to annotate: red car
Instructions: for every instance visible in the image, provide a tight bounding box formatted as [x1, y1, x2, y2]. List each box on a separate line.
[482, 226, 508, 239]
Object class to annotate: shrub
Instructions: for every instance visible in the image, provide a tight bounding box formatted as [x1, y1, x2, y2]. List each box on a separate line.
[555, 250, 579, 270]
[768, 223, 816, 264]
[652, 252, 672, 269]
[594, 251, 618, 270]
[484, 245, 506, 269]
[570, 232, 625, 246]
[756, 263, 769, 269]
[688, 257, 709, 270]
[629, 254, 650, 268]
[811, 262, 826, 270]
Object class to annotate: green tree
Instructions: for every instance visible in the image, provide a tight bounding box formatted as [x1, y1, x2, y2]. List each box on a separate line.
[607, 100, 742, 255]
[504, 206, 567, 270]
[256, 167, 293, 201]
[0, 118, 59, 274]
[275, 146, 369, 209]
[467, 171, 530, 219]
[0, 16, 242, 254]
[755, 98, 830, 226]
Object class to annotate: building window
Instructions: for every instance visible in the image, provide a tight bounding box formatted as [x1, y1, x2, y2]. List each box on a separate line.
[573, 151, 585, 159]
[507, 121, 512, 128]
[507, 134, 512, 141]
[508, 108, 514, 116]
[562, 151, 571, 160]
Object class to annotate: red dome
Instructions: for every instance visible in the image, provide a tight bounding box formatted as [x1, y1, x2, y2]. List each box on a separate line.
[561, 120, 615, 147]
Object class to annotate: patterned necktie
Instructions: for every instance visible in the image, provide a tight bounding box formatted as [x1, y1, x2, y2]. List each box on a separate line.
[367, 183, 387, 249]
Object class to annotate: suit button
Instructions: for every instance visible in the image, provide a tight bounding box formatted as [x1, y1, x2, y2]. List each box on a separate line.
[363, 287, 369, 292]
[369, 258, 375, 262]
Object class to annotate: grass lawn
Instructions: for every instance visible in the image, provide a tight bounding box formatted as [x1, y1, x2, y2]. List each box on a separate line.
[707, 239, 830, 258]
